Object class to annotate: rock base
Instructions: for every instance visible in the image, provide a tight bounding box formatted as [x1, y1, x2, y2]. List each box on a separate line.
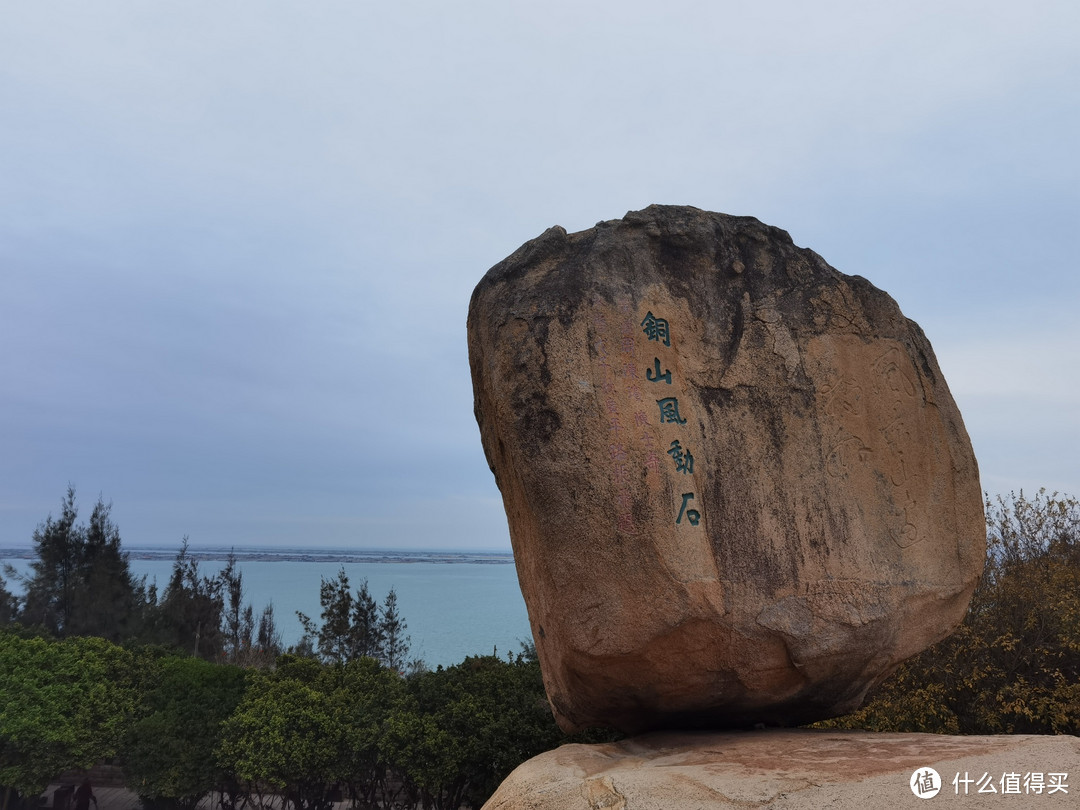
[482, 729, 1078, 809]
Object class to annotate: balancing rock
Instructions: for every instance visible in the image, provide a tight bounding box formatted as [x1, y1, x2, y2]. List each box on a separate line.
[467, 205, 984, 733]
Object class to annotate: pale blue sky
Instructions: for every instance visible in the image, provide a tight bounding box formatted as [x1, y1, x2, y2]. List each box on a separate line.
[1, 1, 1076, 550]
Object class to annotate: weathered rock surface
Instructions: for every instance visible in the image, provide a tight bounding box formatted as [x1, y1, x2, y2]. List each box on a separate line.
[482, 730, 1079, 809]
[468, 205, 984, 733]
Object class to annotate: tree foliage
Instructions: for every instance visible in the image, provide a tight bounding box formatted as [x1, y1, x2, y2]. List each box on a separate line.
[8, 489, 281, 666]
[215, 650, 606, 810]
[122, 655, 248, 810]
[296, 568, 411, 671]
[0, 575, 17, 628]
[821, 489, 1080, 734]
[380, 589, 411, 674]
[0, 634, 137, 807]
[218, 655, 412, 809]
[217, 554, 281, 668]
[149, 539, 225, 659]
[0, 609, 613, 810]
[217, 672, 345, 810]
[20, 487, 144, 642]
[384, 655, 572, 810]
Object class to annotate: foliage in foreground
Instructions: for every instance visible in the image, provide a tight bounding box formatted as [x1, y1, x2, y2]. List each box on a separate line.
[0, 629, 613, 810]
[0, 634, 138, 809]
[123, 655, 249, 810]
[218, 652, 612, 810]
[820, 490, 1080, 735]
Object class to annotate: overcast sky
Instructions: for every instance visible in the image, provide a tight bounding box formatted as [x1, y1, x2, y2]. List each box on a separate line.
[1, 1, 1076, 551]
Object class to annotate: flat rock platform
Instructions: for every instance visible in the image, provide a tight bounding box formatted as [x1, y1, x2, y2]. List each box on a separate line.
[483, 729, 1078, 809]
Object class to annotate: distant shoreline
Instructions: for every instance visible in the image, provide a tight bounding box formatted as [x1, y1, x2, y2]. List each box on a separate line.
[0, 546, 516, 564]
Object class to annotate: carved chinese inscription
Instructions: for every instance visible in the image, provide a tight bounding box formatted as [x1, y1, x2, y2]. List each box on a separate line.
[656, 397, 687, 424]
[646, 358, 672, 384]
[637, 310, 704, 527]
[640, 311, 670, 346]
[676, 493, 701, 526]
[667, 440, 694, 474]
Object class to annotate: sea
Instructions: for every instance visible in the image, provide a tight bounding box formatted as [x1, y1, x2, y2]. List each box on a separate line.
[0, 547, 533, 668]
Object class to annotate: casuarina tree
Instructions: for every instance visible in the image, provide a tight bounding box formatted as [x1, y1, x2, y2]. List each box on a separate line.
[20, 487, 145, 642]
[297, 568, 386, 665]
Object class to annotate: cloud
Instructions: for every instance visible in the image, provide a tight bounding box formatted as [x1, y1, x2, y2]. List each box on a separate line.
[0, 1, 1076, 548]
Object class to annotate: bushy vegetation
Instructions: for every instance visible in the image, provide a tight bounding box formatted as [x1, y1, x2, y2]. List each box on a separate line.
[0, 630, 598, 810]
[123, 655, 249, 810]
[0, 634, 138, 809]
[819, 490, 1080, 735]
[0, 487, 615, 810]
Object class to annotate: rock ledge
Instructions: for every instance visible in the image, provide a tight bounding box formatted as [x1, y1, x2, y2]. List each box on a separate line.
[482, 730, 1079, 809]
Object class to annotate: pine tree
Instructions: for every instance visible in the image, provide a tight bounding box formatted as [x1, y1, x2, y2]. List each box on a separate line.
[255, 603, 283, 667]
[296, 569, 388, 665]
[153, 539, 225, 659]
[21, 487, 144, 641]
[221, 552, 248, 663]
[0, 570, 18, 626]
[379, 588, 411, 673]
[70, 497, 143, 641]
[22, 486, 81, 634]
[300, 567, 353, 663]
[350, 578, 384, 661]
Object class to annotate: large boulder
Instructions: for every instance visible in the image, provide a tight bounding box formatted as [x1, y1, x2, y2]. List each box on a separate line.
[481, 730, 1080, 809]
[468, 205, 984, 733]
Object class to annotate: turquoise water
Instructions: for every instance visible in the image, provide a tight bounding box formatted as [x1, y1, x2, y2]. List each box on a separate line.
[0, 550, 533, 668]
